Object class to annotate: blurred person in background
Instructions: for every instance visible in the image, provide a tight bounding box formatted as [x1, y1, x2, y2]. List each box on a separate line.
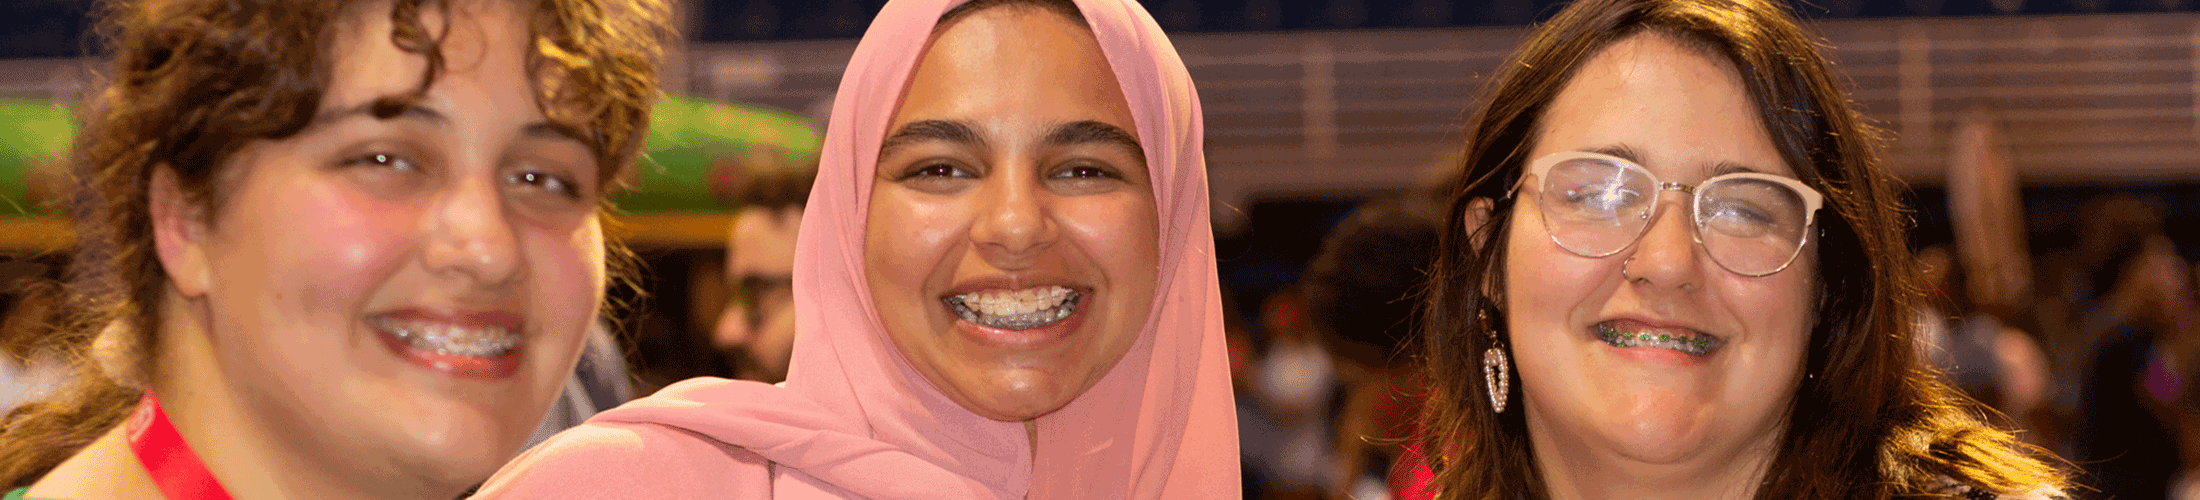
[1237, 286, 1338, 500]
[1933, 106, 2058, 449]
[475, 0, 1240, 496]
[1944, 107, 2037, 332]
[711, 165, 814, 383]
[2064, 194, 2176, 347]
[1299, 195, 1443, 500]
[2075, 227, 2195, 500]
[0, 0, 665, 498]
[1409, 0, 2071, 498]
[1913, 245, 2051, 438]
[2033, 192, 2171, 444]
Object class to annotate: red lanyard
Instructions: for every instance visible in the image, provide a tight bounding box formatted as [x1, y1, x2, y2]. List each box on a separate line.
[127, 390, 236, 500]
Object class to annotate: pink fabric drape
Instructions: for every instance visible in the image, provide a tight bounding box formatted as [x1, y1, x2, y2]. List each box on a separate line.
[472, 0, 1238, 497]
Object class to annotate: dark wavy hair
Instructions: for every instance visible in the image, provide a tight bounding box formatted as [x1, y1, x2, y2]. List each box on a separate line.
[1412, 0, 2068, 497]
[0, 0, 666, 488]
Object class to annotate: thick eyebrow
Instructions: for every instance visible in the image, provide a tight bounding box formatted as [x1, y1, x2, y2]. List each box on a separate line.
[313, 98, 595, 151]
[1583, 143, 1767, 178]
[880, 119, 985, 157]
[1043, 120, 1145, 165]
[1710, 161, 1765, 176]
[313, 98, 449, 128]
[521, 121, 595, 150]
[1582, 144, 1646, 165]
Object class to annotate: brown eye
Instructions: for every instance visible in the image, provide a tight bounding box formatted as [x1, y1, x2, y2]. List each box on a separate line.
[901, 162, 972, 180]
[507, 170, 579, 199]
[347, 152, 418, 172]
[1054, 165, 1118, 179]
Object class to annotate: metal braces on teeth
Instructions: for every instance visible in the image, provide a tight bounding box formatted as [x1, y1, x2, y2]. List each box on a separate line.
[374, 317, 520, 357]
[944, 289, 1081, 330]
[1595, 322, 1721, 356]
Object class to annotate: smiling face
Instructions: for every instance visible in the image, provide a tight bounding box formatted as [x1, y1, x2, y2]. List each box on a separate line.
[864, 6, 1159, 422]
[154, 0, 604, 492]
[1501, 33, 1816, 475]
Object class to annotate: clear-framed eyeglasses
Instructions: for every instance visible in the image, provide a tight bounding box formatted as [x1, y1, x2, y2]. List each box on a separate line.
[1520, 151, 1825, 277]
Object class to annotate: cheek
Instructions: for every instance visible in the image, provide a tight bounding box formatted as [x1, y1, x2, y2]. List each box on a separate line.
[1057, 196, 1159, 272]
[1748, 254, 1818, 352]
[234, 180, 416, 326]
[1729, 248, 1816, 328]
[514, 218, 606, 381]
[525, 218, 606, 318]
[1056, 194, 1160, 373]
[864, 190, 967, 289]
[199, 172, 418, 421]
[1502, 213, 1608, 323]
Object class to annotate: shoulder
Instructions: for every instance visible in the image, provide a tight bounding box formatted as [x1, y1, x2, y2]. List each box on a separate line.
[472, 420, 771, 498]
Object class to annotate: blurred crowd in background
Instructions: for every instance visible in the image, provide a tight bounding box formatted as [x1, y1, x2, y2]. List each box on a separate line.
[0, 1, 2197, 498]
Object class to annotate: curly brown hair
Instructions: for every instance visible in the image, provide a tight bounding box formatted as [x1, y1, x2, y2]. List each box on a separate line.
[0, 0, 666, 488]
[1412, 0, 2069, 497]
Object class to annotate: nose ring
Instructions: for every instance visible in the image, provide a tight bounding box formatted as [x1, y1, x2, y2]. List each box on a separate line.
[1621, 256, 1643, 284]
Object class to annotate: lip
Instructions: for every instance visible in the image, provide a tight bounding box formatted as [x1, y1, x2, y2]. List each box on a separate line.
[369, 308, 526, 380]
[949, 292, 1089, 348]
[1591, 316, 1722, 364]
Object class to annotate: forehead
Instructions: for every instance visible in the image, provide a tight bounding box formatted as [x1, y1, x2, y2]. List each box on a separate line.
[729, 208, 800, 275]
[891, 7, 1131, 131]
[319, 1, 582, 126]
[1533, 33, 1791, 179]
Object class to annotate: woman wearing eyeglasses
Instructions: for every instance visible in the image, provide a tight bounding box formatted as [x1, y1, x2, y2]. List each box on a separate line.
[1408, 0, 2072, 497]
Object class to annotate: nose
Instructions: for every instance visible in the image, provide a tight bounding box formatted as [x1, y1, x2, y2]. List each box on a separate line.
[714, 303, 754, 349]
[1623, 193, 1703, 290]
[422, 174, 522, 289]
[967, 170, 1058, 268]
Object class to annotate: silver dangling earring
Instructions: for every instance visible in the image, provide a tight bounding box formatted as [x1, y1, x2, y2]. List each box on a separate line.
[1480, 307, 1511, 414]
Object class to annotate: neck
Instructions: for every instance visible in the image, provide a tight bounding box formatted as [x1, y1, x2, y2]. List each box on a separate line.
[1527, 419, 1777, 500]
[24, 424, 160, 499]
[1025, 420, 1038, 458]
[150, 293, 458, 500]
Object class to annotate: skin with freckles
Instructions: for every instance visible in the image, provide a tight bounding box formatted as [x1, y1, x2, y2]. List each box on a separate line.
[1502, 33, 1817, 500]
[25, 1, 608, 498]
[864, 7, 1160, 424]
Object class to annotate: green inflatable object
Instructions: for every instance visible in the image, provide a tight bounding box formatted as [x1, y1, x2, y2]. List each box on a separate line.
[0, 95, 821, 216]
[622, 95, 823, 212]
[0, 99, 74, 217]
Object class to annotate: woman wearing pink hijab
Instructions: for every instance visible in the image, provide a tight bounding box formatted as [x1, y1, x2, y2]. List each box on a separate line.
[473, 0, 1238, 497]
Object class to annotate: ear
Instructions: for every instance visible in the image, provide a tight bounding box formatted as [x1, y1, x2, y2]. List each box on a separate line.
[1464, 197, 1496, 250]
[149, 164, 215, 299]
[1465, 197, 1502, 305]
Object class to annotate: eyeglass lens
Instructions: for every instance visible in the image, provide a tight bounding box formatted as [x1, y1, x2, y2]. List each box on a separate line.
[1539, 156, 1810, 276]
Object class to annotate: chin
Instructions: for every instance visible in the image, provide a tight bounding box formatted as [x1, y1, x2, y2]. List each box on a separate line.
[1605, 426, 1713, 464]
[401, 418, 529, 487]
[958, 369, 1083, 422]
[378, 389, 545, 481]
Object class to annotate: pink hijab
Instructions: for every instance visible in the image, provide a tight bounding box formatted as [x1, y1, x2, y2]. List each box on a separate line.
[472, 0, 1238, 497]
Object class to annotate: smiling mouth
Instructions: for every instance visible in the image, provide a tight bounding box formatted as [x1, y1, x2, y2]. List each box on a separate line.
[1596, 321, 1723, 356]
[943, 286, 1081, 330]
[370, 315, 521, 358]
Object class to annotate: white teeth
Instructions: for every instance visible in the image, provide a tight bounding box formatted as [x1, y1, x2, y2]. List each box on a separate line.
[373, 316, 520, 357]
[944, 286, 1079, 330]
